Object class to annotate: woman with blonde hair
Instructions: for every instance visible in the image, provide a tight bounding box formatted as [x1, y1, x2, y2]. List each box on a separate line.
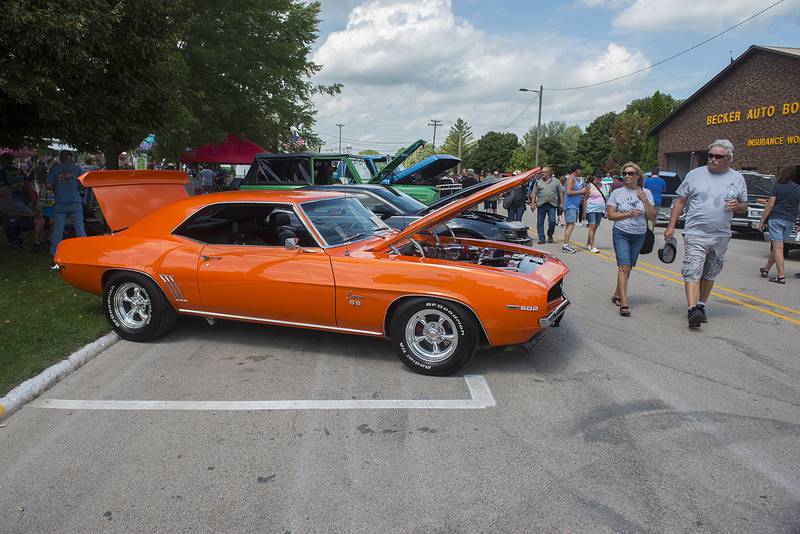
[606, 162, 656, 317]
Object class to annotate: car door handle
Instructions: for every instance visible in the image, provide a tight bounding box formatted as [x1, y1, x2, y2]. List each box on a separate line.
[200, 255, 222, 261]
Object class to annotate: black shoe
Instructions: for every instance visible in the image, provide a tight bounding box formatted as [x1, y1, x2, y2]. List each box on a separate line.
[688, 306, 704, 328]
[537, 238, 546, 244]
[547, 235, 554, 243]
[696, 304, 707, 323]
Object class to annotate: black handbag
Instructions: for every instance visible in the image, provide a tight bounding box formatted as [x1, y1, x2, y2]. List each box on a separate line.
[640, 222, 655, 254]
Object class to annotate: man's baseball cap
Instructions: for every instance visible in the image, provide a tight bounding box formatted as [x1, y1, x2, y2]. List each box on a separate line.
[658, 237, 678, 264]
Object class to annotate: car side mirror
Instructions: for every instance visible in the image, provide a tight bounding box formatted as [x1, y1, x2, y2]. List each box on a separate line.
[284, 237, 300, 249]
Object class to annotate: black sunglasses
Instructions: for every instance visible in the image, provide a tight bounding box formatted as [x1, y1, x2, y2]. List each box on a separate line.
[708, 153, 728, 160]
[622, 171, 637, 176]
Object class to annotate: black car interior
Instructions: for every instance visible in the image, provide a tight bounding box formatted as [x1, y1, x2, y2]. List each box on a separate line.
[173, 203, 317, 247]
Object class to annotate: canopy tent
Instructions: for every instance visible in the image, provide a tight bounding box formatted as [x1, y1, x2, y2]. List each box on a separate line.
[179, 134, 266, 165]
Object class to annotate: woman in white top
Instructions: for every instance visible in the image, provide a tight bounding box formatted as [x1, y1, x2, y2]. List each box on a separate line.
[584, 174, 606, 253]
[606, 162, 656, 317]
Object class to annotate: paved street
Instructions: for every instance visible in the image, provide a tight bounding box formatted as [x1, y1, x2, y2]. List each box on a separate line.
[2, 216, 799, 533]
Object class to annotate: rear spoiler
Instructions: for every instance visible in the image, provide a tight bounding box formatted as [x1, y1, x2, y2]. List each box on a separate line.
[79, 170, 189, 232]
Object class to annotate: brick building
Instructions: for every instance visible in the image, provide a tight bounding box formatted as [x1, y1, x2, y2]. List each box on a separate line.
[651, 45, 800, 176]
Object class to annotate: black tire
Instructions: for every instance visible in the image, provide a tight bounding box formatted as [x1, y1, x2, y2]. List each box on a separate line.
[389, 298, 479, 376]
[103, 272, 177, 342]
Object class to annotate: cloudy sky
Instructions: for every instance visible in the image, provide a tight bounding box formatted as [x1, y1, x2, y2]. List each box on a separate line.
[310, 0, 799, 153]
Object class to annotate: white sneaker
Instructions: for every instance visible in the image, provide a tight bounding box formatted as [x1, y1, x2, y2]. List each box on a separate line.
[590, 247, 600, 253]
[561, 244, 577, 254]
[576, 222, 584, 227]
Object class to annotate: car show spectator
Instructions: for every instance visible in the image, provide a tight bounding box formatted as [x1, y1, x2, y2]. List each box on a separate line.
[561, 163, 586, 254]
[461, 169, 478, 188]
[644, 167, 667, 209]
[606, 162, 656, 317]
[530, 167, 563, 244]
[198, 165, 215, 193]
[46, 150, 86, 258]
[503, 179, 528, 222]
[758, 164, 800, 284]
[664, 139, 747, 328]
[584, 174, 606, 253]
[482, 171, 498, 213]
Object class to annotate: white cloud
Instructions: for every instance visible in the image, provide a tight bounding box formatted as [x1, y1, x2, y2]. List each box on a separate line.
[609, 0, 791, 32]
[310, 0, 654, 150]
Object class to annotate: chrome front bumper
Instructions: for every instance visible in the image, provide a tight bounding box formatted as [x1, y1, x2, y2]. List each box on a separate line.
[522, 297, 570, 352]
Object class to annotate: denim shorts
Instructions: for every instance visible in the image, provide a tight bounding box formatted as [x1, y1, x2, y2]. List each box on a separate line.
[564, 208, 579, 224]
[612, 226, 646, 267]
[586, 212, 603, 226]
[767, 218, 794, 241]
[484, 200, 497, 210]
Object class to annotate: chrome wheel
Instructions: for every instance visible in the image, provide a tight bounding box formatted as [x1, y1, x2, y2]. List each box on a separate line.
[404, 309, 458, 363]
[113, 282, 151, 330]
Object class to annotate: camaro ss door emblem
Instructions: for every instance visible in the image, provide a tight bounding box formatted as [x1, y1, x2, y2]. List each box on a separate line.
[505, 305, 538, 311]
[347, 291, 365, 307]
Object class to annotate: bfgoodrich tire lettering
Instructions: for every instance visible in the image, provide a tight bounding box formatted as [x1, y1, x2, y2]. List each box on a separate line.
[390, 298, 478, 376]
[103, 272, 177, 342]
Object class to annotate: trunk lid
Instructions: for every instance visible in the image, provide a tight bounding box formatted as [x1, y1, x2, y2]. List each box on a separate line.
[79, 170, 188, 232]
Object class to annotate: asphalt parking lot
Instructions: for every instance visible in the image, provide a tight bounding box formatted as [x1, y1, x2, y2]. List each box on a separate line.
[2, 218, 799, 533]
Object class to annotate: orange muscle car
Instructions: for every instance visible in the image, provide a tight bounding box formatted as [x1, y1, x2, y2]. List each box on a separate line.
[54, 169, 569, 375]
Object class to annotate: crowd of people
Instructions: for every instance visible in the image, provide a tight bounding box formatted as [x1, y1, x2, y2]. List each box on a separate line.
[520, 139, 799, 328]
[0, 150, 92, 258]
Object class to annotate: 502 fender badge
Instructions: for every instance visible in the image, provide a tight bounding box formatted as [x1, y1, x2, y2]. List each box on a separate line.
[506, 305, 538, 312]
[346, 290, 365, 307]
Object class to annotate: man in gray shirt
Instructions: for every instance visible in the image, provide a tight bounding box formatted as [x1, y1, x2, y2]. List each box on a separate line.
[665, 139, 747, 328]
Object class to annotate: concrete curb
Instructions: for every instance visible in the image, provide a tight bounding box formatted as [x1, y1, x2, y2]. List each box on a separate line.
[0, 332, 119, 421]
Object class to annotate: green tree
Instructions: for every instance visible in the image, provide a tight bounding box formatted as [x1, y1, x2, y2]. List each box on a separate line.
[0, 1, 339, 167]
[466, 132, 519, 172]
[577, 112, 618, 171]
[404, 144, 434, 166]
[611, 111, 647, 164]
[509, 145, 535, 171]
[440, 118, 475, 173]
[358, 149, 380, 155]
[640, 91, 668, 170]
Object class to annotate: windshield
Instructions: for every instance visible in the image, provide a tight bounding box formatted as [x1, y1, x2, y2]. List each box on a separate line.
[744, 174, 774, 197]
[302, 196, 390, 246]
[349, 159, 370, 182]
[378, 186, 426, 212]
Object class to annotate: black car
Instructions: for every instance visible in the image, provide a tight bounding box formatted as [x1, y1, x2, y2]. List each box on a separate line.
[731, 171, 775, 233]
[304, 180, 533, 246]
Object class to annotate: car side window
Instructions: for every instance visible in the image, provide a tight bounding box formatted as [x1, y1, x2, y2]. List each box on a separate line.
[352, 192, 387, 212]
[173, 203, 318, 247]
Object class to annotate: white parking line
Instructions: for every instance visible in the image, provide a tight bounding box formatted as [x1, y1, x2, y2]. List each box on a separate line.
[29, 375, 496, 411]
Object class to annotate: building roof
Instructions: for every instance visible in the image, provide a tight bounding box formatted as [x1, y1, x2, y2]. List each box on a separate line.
[650, 45, 800, 135]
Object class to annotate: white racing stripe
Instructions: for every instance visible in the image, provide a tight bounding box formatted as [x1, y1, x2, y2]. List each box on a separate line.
[30, 375, 496, 411]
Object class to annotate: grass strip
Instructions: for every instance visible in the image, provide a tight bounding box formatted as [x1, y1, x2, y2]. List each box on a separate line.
[0, 239, 109, 395]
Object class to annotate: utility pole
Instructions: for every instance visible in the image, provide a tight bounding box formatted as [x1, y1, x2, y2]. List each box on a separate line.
[336, 123, 345, 153]
[457, 134, 463, 174]
[519, 86, 543, 167]
[428, 119, 443, 151]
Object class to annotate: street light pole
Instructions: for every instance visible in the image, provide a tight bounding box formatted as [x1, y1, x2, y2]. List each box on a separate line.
[519, 86, 543, 167]
[336, 123, 345, 153]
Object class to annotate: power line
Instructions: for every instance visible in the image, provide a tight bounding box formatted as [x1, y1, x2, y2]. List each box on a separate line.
[500, 97, 538, 132]
[545, 0, 785, 91]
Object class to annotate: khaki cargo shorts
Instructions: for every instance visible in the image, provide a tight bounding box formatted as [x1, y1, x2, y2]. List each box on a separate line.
[682, 235, 730, 282]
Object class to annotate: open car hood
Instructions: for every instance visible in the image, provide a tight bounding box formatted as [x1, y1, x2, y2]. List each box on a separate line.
[373, 168, 538, 251]
[79, 170, 188, 231]
[372, 139, 425, 183]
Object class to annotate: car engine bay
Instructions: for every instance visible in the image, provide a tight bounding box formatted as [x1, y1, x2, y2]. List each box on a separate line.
[390, 238, 546, 273]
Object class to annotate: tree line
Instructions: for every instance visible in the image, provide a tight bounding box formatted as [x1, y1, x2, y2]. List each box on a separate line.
[431, 91, 681, 175]
[0, 0, 339, 168]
